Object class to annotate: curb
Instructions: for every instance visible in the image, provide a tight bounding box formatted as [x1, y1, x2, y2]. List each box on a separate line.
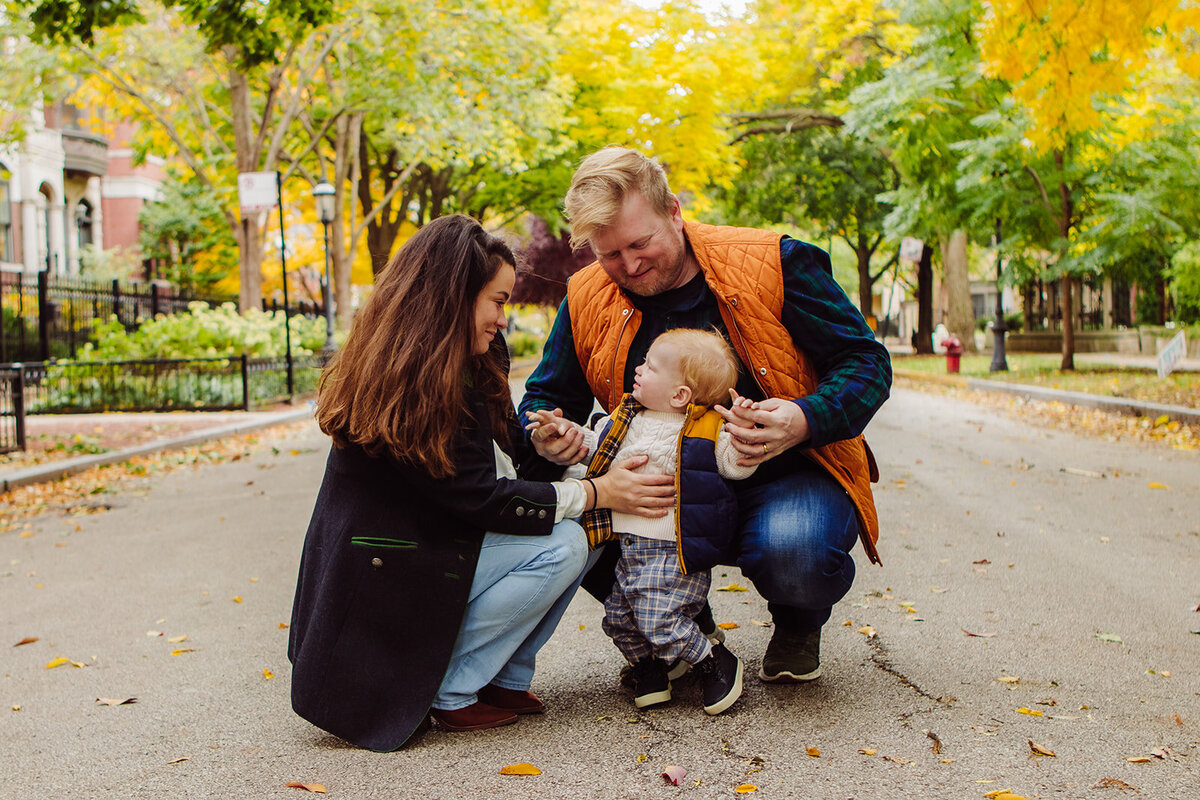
[893, 368, 1200, 425]
[1, 406, 316, 493]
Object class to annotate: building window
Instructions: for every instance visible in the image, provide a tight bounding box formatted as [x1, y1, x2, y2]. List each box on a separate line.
[0, 163, 11, 263]
[76, 199, 93, 250]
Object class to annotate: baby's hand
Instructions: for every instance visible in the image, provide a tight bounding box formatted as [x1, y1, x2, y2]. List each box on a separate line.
[525, 409, 573, 438]
[727, 389, 759, 411]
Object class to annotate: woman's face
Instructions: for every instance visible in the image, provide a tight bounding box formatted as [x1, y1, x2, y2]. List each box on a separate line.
[472, 262, 515, 355]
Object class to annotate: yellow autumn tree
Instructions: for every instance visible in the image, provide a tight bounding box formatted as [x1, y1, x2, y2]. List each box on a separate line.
[977, 0, 1200, 368]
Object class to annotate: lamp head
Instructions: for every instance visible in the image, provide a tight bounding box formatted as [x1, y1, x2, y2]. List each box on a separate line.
[313, 182, 335, 224]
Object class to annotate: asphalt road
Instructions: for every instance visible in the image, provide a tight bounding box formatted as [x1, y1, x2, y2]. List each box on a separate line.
[2, 386, 1198, 799]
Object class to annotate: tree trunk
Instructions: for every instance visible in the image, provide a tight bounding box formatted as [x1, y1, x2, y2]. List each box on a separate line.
[856, 240, 874, 319]
[229, 67, 263, 312]
[1060, 275, 1075, 370]
[331, 112, 362, 330]
[915, 243, 934, 354]
[941, 229, 975, 353]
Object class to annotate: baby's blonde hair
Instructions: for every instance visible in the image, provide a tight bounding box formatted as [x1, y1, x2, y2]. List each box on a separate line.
[652, 329, 739, 407]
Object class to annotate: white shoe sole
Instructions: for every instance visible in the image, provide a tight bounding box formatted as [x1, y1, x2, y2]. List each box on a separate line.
[758, 664, 822, 683]
[634, 686, 672, 708]
[703, 657, 744, 715]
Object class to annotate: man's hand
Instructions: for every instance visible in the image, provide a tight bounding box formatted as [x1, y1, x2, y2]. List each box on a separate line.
[592, 455, 674, 517]
[714, 390, 810, 467]
[525, 408, 589, 466]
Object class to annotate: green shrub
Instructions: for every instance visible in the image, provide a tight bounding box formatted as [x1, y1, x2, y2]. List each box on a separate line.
[77, 302, 328, 361]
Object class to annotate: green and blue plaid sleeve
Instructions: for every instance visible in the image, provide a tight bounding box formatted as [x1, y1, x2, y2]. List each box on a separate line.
[518, 297, 598, 435]
[780, 237, 892, 449]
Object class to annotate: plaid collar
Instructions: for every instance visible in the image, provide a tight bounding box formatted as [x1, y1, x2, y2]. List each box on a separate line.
[580, 394, 643, 547]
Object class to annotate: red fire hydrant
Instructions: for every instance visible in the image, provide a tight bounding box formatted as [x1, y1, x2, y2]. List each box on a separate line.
[944, 336, 964, 374]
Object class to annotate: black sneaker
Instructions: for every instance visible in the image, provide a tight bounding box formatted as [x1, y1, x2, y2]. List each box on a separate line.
[630, 658, 672, 708]
[692, 643, 743, 715]
[759, 627, 821, 683]
[693, 602, 726, 645]
[620, 658, 689, 689]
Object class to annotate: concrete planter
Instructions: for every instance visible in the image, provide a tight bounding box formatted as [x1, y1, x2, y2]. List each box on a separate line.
[1005, 330, 1142, 354]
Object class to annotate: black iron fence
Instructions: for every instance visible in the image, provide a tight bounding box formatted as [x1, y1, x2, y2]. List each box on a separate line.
[7, 355, 323, 418]
[0, 271, 322, 363]
[0, 366, 26, 454]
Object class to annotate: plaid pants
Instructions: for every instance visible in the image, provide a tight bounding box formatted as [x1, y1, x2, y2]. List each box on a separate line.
[601, 536, 712, 666]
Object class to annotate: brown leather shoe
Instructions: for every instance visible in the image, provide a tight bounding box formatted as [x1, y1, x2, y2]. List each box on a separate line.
[430, 702, 518, 731]
[477, 684, 546, 715]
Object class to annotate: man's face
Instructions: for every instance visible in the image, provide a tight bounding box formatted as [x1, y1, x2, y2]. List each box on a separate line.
[589, 190, 695, 297]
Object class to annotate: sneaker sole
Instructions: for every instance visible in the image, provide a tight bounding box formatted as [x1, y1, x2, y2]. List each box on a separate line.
[667, 661, 690, 681]
[758, 664, 822, 683]
[703, 657, 744, 716]
[634, 687, 672, 708]
[705, 628, 726, 645]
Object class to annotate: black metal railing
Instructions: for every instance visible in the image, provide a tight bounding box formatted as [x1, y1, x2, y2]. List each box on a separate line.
[0, 366, 26, 454]
[7, 355, 323, 418]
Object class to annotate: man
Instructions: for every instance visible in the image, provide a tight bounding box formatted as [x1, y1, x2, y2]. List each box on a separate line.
[519, 146, 890, 683]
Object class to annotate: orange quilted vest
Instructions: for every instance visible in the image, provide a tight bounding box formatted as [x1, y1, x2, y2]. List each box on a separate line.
[566, 220, 881, 564]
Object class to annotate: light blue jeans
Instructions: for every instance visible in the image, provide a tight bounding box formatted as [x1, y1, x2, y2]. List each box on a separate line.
[434, 520, 590, 711]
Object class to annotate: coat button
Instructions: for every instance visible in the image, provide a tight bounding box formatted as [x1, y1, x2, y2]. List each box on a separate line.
[538, 509, 547, 519]
[759, 367, 767, 376]
[515, 506, 526, 516]
[730, 297, 738, 306]
[371, 557, 383, 568]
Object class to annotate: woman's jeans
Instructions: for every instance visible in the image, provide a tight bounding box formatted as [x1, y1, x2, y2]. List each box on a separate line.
[735, 467, 861, 634]
[434, 520, 589, 711]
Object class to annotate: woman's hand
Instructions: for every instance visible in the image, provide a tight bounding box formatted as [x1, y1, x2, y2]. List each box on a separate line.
[714, 389, 810, 468]
[525, 408, 589, 466]
[592, 455, 674, 517]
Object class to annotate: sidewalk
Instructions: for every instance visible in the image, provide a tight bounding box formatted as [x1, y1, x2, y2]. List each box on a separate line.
[0, 406, 315, 493]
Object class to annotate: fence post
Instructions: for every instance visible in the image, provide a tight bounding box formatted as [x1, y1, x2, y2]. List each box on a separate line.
[151, 282, 160, 319]
[13, 364, 26, 451]
[111, 279, 122, 328]
[37, 270, 50, 362]
[241, 354, 250, 411]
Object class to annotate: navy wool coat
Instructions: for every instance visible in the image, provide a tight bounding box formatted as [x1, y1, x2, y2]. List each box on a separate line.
[288, 385, 564, 751]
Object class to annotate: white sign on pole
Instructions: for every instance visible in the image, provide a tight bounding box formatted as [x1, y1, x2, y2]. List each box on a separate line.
[1156, 330, 1187, 379]
[238, 171, 278, 215]
[900, 236, 924, 262]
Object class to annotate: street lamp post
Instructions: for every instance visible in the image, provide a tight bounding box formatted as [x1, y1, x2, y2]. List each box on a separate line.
[990, 216, 1009, 372]
[313, 182, 337, 361]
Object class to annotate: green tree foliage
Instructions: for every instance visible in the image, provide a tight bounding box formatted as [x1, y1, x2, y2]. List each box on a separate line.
[138, 176, 238, 297]
[719, 129, 896, 313]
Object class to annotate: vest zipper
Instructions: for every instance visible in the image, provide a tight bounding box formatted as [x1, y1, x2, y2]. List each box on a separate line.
[722, 299, 768, 397]
[609, 306, 635, 406]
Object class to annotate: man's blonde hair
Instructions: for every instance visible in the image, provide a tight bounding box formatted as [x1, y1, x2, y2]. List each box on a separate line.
[653, 328, 739, 407]
[564, 146, 674, 250]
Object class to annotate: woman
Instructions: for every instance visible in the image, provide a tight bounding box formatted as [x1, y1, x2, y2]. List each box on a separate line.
[288, 214, 672, 751]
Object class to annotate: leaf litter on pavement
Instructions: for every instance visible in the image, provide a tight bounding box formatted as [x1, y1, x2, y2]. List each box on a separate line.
[0, 422, 310, 532]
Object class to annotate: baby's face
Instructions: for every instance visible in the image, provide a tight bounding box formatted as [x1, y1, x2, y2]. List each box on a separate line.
[632, 341, 686, 412]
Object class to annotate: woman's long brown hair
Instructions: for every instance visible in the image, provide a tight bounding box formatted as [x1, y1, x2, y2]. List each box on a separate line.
[315, 214, 516, 478]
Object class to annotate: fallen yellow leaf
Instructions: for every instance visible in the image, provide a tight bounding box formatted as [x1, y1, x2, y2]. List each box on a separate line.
[806, 747, 820, 757]
[1016, 707, 1043, 716]
[857, 626, 877, 638]
[717, 622, 740, 630]
[284, 782, 327, 793]
[735, 785, 758, 794]
[232, 596, 243, 603]
[1127, 757, 1151, 763]
[1028, 740, 1056, 757]
[636, 754, 648, 763]
[1147, 482, 1170, 490]
[167, 635, 188, 644]
[263, 668, 274, 680]
[45, 657, 70, 669]
[859, 748, 877, 755]
[278, 623, 289, 629]
[11, 705, 20, 711]
[997, 676, 1020, 684]
[984, 791, 1030, 800]
[171, 648, 195, 656]
[716, 583, 749, 592]
[499, 763, 541, 775]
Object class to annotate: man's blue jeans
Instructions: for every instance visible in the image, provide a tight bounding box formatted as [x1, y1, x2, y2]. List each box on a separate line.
[434, 520, 589, 711]
[734, 466, 861, 634]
